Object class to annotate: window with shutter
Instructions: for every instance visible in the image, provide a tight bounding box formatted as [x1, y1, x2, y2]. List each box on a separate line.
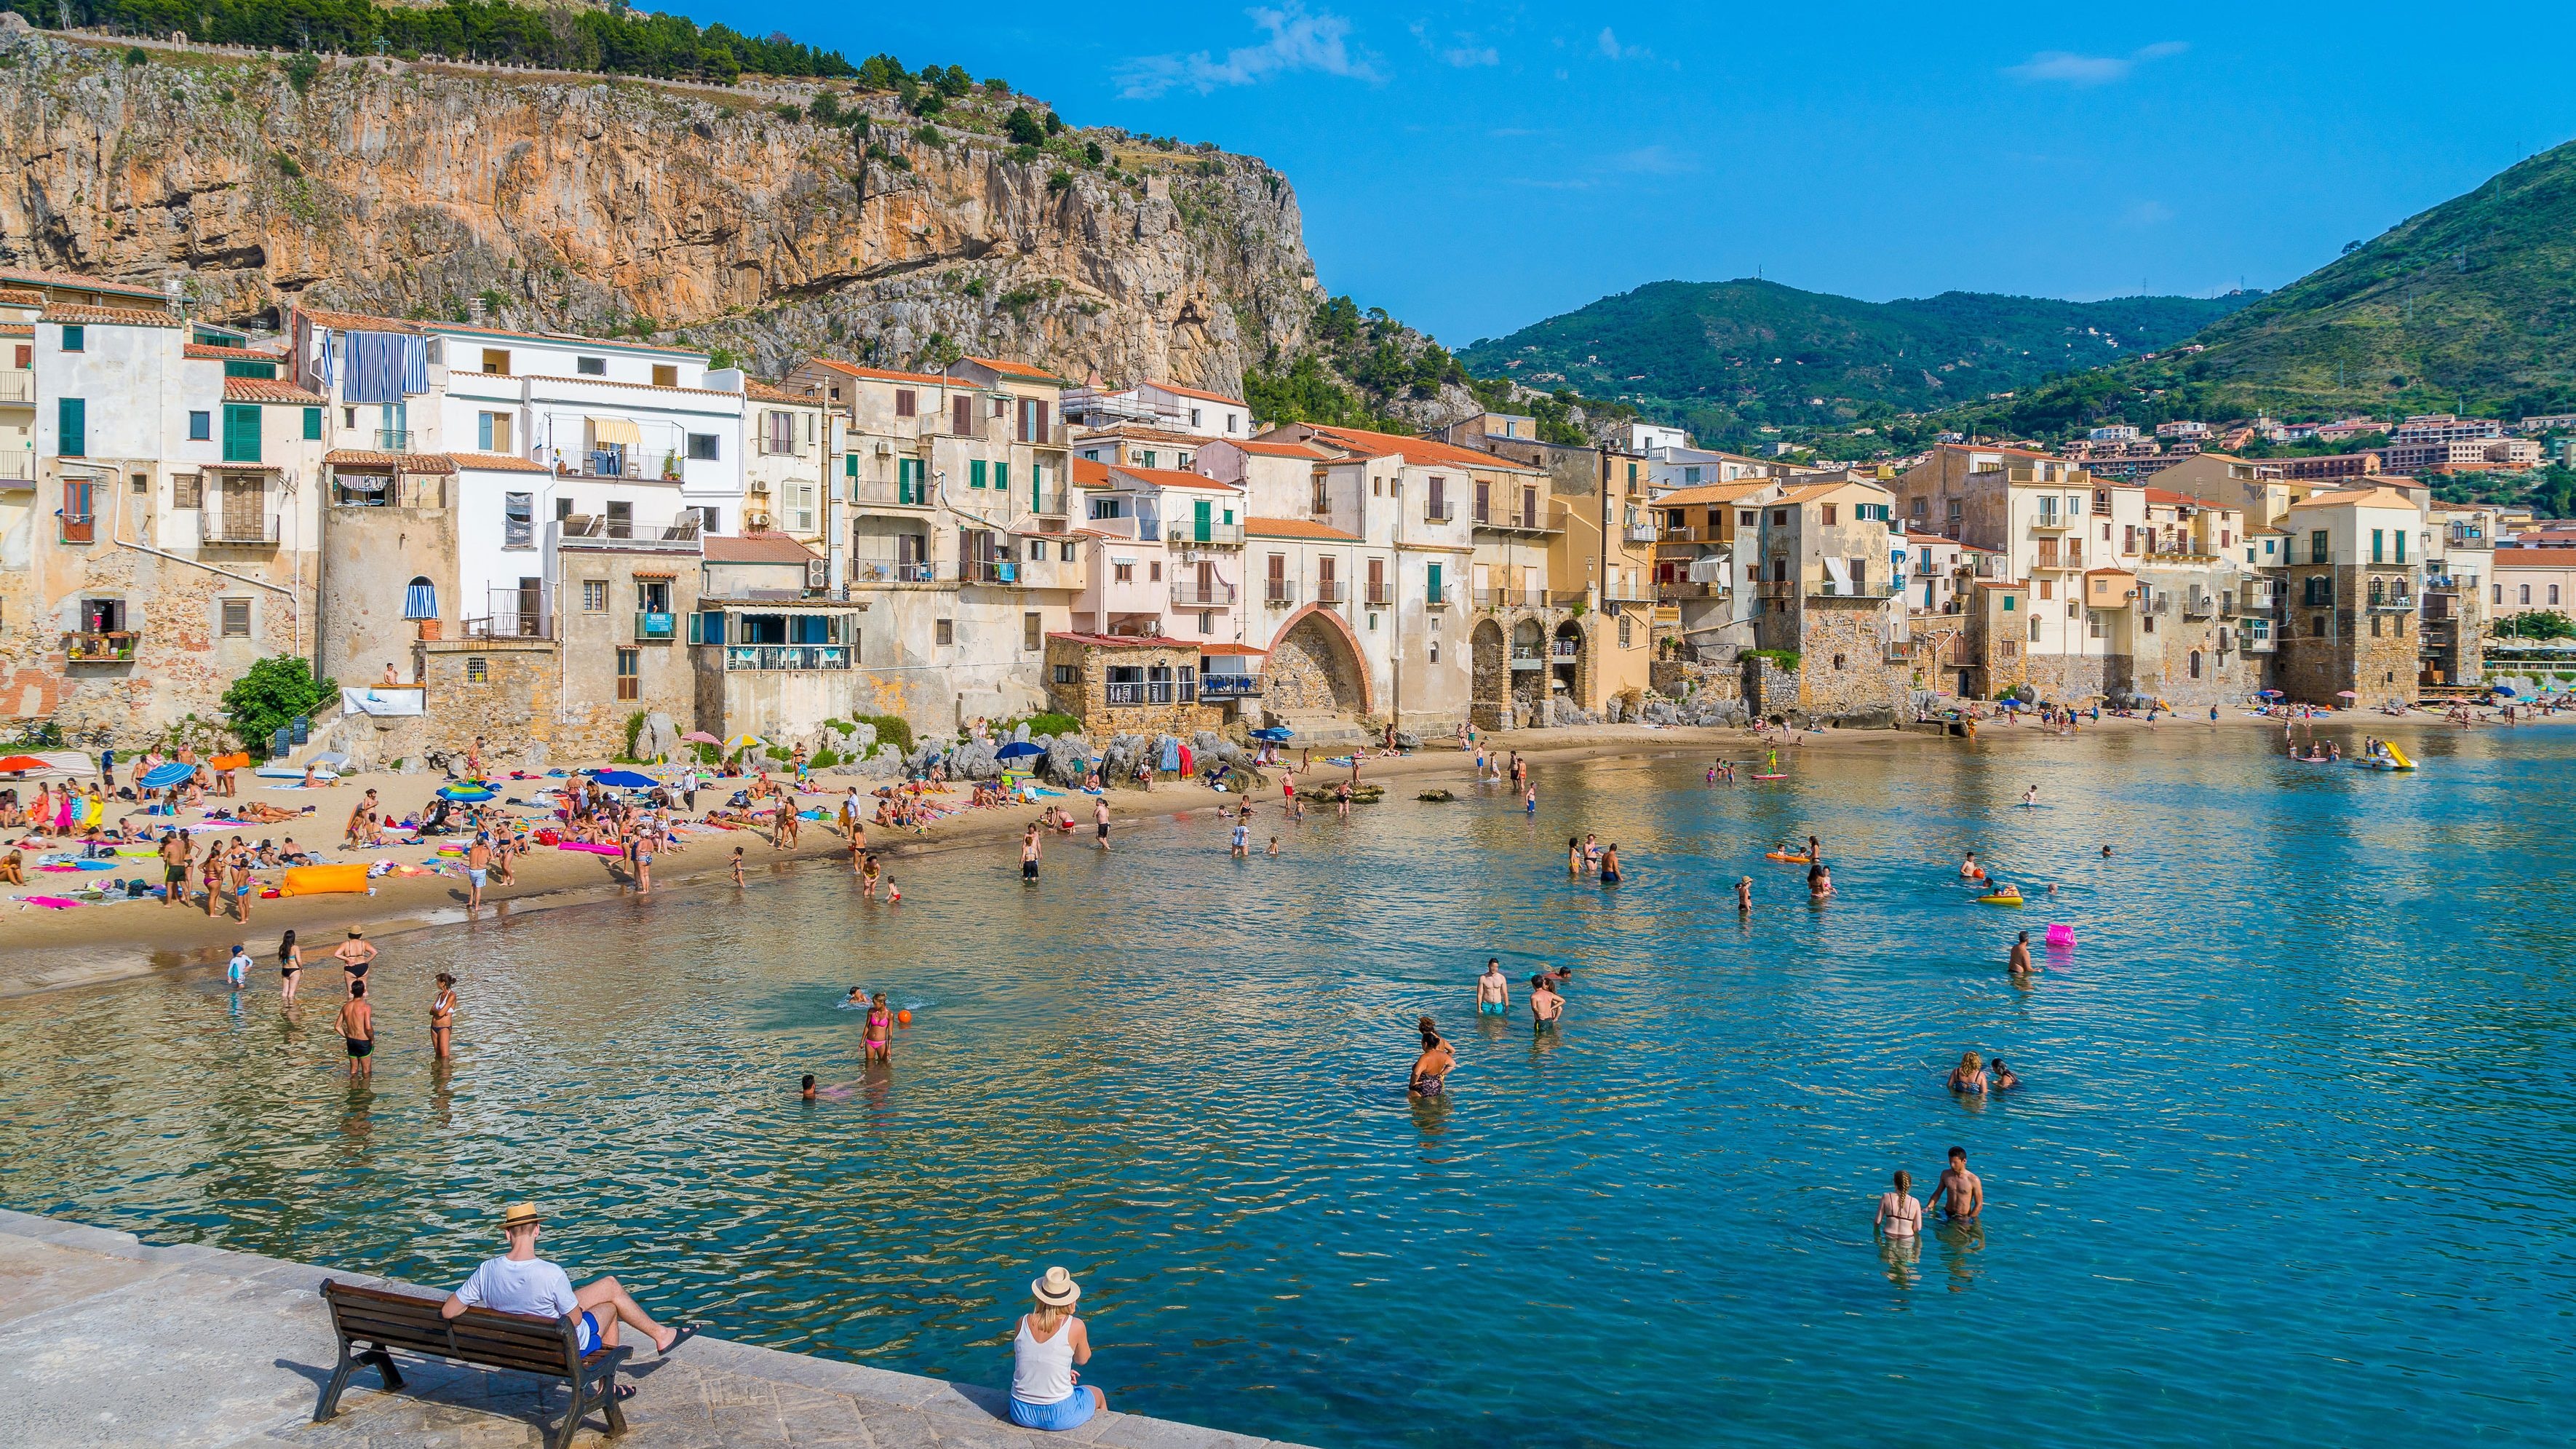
[953, 396, 972, 435]
[222, 404, 262, 463]
[58, 397, 86, 458]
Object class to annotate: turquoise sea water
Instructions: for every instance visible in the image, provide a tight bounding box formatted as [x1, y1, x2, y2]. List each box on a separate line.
[1, 721, 2571, 1446]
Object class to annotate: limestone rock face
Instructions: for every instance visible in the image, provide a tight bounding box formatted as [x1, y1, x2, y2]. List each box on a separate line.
[0, 36, 1322, 394]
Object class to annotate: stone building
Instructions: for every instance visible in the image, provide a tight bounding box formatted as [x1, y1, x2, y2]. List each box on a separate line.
[2270, 485, 2428, 706]
[1043, 632, 1222, 736]
[1746, 479, 1912, 720]
[1960, 580, 2032, 700]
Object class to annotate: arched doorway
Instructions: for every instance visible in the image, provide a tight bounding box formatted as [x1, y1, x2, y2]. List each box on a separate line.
[2188, 649, 2203, 680]
[1551, 618, 1589, 714]
[1263, 606, 1370, 718]
[1471, 619, 1508, 729]
[1511, 619, 1548, 726]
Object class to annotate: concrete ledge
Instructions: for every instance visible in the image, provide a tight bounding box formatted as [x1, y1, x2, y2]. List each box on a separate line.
[0, 1209, 1309, 1449]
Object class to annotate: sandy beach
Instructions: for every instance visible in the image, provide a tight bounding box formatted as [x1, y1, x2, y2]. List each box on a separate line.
[0, 708, 2343, 999]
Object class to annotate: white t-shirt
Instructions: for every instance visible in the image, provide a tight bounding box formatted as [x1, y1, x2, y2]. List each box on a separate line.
[456, 1255, 580, 1320]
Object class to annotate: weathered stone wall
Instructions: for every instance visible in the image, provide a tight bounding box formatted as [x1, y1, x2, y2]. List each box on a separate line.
[411, 638, 561, 767]
[2274, 563, 2420, 705]
[554, 551, 698, 755]
[316, 491, 457, 687]
[1651, 659, 1742, 702]
[1469, 618, 1509, 731]
[1262, 614, 1365, 715]
[1794, 600, 1910, 722]
[1743, 656, 1798, 717]
[2020, 653, 2110, 704]
[1043, 635, 1216, 736]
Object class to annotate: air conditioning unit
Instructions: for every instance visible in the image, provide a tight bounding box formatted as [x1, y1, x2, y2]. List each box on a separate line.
[806, 559, 827, 589]
[873, 440, 894, 456]
[746, 512, 771, 531]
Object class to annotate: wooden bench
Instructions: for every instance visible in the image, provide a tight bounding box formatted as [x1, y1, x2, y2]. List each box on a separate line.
[315, 1278, 631, 1449]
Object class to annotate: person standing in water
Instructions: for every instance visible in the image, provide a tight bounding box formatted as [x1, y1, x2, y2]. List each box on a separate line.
[864, 992, 894, 1063]
[1735, 876, 1752, 914]
[2022, 785, 2038, 808]
[2008, 932, 2033, 976]
[333, 929, 377, 997]
[1476, 959, 1511, 1016]
[335, 980, 375, 1079]
[1530, 974, 1565, 1029]
[429, 972, 457, 1062]
[1566, 836, 1583, 876]
[1409, 1017, 1455, 1096]
[1094, 796, 1112, 851]
[1020, 825, 1042, 884]
[1930, 1147, 1984, 1221]
[278, 929, 303, 1004]
[1599, 843, 1623, 885]
[1875, 1170, 1923, 1239]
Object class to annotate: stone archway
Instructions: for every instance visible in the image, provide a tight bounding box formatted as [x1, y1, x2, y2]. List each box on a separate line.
[1511, 618, 1548, 726]
[1551, 616, 1591, 714]
[1263, 605, 1371, 717]
[1471, 618, 1508, 729]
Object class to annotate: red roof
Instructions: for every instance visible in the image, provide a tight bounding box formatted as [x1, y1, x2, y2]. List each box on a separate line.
[1199, 642, 1268, 655]
[324, 450, 456, 474]
[1146, 380, 1247, 408]
[1300, 424, 1543, 474]
[448, 450, 551, 474]
[1071, 457, 1112, 488]
[223, 377, 326, 404]
[961, 355, 1066, 383]
[2494, 549, 2576, 566]
[1107, 464, 1239, 491]
[704, 532, 819, 564]
[811, 359, 953, 388]
[1247, 516, 1360, 541]
[44, 304, 181, 328]
[1220, 437, 1335, 460]
[184, 342, 286, 362]
[742, 381, 812, 405]
[0, 268, 166, 303]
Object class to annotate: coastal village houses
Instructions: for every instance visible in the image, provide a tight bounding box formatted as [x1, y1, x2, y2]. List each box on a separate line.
[0, 263, 2547, 755]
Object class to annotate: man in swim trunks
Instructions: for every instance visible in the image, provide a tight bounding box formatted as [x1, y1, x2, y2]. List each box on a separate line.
[335, 979, 374, 1079]
[2008, 931, 2032, 974]
[1476, 959, 1511, 1015]
[1530, 974, 1564, 1029]
[466, 834, 492, 909]
[158, 830, 189, 908]
[333, 929, 377, 996]
[1021, 825, 1041, 882]
[1094, 797, 1111, 851]
[1928, 1146, 1983, 1221]
[1736, 876, 1752, 913]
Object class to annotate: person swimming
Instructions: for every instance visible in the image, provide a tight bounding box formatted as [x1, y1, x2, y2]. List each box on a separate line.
[1960, 851, 1984, 880]
[1992, 1059, 2021, 1090]
[1409, 1016, 1455, 1096]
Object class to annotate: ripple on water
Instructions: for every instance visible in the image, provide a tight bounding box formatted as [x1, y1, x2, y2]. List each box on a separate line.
[3, 726, 2575, 1446]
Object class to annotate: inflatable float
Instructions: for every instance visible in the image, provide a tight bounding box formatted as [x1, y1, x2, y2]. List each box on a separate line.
[1975, 892, 2024, 906]
[557, 841, 625, 857]
[280, 863, 370, 897]
[1764, 851, 1814, 863]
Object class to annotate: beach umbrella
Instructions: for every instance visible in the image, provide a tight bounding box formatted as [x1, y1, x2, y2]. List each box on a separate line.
[2334, 690, 2359, 699]
[2492, 683, 2519, 697]
[0, 755, 47, 772]
[680, 731, 721, 745]
[139, 762, 196, 790]
[1248, 726, 1294, 741]
[723, 734, 768, 753]
[994, 741, 1046, 762]
[592, 769, 659, 788]
[2258, 689, 2285, 698]
[437, 784, 496, 802]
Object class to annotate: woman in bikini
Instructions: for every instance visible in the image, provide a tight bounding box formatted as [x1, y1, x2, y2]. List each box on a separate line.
[429, 972, 458, 1061]
[278, 929, 303, 1004]
[1947, 1050, 1989, 1095]
[864, 992, 894, 1062]
[1567, 835, 1583, 876]
[1408, 1015, 1455, 1097]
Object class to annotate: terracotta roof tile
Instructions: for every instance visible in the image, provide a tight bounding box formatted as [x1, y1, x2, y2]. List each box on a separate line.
[1299, 424, 1545, 475]
[742, 381, 812, 405]
[0, 268, 166, 302]
[810, 359, 954, 387]
[961, 355, 1067, 383]
[1048, 631, 1198, 648]
[1653, 481, 1776, 507]
[447, 450, 551, 474]
[1071, 457, 1112, 488]
[44, 304, 182, 328]
[704, 532, 820, 564]
[1106, 464, 1239, 491]
[223, 377, 326, 404]
[0, 289, 46, 308]
[1145, 380, 1247, 408]
[293, 308, 421, 333]
[1247, 516, 1360, 541]
[185, 342, 287, 362]
[1219, 438, 1335, 460]
[325, 449, 456, 474]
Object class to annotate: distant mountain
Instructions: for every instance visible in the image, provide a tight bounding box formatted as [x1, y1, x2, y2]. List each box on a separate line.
[1456, 280, 2255, 434]
[2179, 139, 2576, 418]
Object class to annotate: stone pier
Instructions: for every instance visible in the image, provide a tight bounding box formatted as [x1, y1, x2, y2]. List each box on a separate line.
[0, 1209, 1307, 1449]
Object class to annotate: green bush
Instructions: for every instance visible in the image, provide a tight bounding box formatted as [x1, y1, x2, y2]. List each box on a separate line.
[124, 46, 149, 65]
[1011, 712, 1082, 739]
[854, 713, 913, 753]
[622, 710, 646, 761]
[1742, 648, 1802, 674]
[220, 656, 338, 753]
[282, 52, 320, 95]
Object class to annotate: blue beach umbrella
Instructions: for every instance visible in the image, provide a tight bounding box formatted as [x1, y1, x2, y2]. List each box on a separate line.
[139, 762, 195, 790]
[1248, 727, 1294, 741]
[592, 769, 659, 788]
[2491, 683, 2518, 698]
[994, 742, 1046, 762]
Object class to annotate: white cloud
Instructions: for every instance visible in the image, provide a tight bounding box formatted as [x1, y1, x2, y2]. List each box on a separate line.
[1597, 27, 1651, 61]
[1447, 43, 1500, 66]
[1117, 4, 1383, 100]
[2005, 41, 2188, 86]
[1616, 144, 1696, 176]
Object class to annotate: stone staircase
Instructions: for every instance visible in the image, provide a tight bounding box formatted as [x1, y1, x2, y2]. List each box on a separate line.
[1263, 710, 1373, 749]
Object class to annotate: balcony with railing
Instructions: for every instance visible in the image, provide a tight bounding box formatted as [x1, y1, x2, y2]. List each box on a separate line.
[0, 371, 33, 404]
[0, 450, 31, 483]
[2028, 512, 2075, 532]
[462, 609, 552, 640]
[1476, 589, 1549, 611]
[1198, 672, 1263, 699]
[1423, 499, 1457, 524]
[1623, 523, 1659, 544]
[1263, 580, 1299, 607]
[1172, 580, 1238, 607]
[1315, 579, 1346, 604]
[1550, 639, 1580, 659]
[1602, 581, 1654, 603]
[1475, 507, 1562, 534]
[1169, 520, 1246, 547]
[1426, 587, 1452, 610]
[200, 507, 280, 547]
[1030, 488, 1070, 517]
[724, 643, 853, 671]
[64, 630, 138, 662]
[848, 557, 946, 584]
[373, 428, 413, 452]
[850, 476, 934, 510]
[635, 610, 677, 643]
[58, 510, 96, 544]
[554, 515, 704, 552]
[1364, 586, 1392, 608]
[1510, 647, 1546, 671]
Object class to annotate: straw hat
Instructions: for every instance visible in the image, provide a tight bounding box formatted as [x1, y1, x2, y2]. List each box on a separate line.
[1030, 1266, 1081, 1306]
[500, 1202, 544, 1231]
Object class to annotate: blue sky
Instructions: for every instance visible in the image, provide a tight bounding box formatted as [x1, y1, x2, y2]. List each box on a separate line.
[690, 1, 2576, 346]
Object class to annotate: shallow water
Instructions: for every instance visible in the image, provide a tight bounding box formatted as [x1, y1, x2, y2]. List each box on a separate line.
[2, 721, 2571, 1446]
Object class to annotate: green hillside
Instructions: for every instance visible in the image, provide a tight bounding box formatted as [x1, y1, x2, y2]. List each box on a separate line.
[1456, 280, 2253, 442]
[2174, 139, 2576, 418]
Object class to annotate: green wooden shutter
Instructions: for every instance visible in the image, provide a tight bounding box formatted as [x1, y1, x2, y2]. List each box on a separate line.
[1193, 499, 1211, 542]
[995, 461, 1009, 496]
[1428, 563, 1442, 603]
[844, 452, 858, 478]
[222, 404, 262, 463]
[57, 397, 84, 458]
[969, 459, 987, 489]
[1033, 462, 1045, 510]
[302, 407, 322, 440]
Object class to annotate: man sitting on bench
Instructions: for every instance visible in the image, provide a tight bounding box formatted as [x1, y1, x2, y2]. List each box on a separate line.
[441, 1203, 696, 1375]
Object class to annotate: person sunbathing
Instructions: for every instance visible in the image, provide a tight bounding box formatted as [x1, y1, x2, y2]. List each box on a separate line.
[0, 849, 22, 884]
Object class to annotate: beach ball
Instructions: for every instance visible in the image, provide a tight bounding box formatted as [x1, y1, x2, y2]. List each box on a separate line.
[897, 1009, 913, 1026]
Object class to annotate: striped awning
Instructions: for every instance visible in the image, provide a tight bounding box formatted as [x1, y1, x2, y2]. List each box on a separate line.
[587, 416, 642, 449]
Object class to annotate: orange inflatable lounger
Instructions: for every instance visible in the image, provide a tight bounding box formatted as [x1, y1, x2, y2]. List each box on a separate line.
[281, 863, 370, 896]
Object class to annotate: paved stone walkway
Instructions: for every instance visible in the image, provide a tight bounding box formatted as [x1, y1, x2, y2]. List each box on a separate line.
[0, 1210, 1307, 1449]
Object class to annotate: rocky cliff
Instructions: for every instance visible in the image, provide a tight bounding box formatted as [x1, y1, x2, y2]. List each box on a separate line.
[0, 27, 1322, 392]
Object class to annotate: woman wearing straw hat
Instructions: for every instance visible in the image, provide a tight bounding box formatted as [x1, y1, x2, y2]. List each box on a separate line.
[1007, 1266, 1105, 1431]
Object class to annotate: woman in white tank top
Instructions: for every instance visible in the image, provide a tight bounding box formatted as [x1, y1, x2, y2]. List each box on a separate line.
[1008, 1266, 1106, 1432]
